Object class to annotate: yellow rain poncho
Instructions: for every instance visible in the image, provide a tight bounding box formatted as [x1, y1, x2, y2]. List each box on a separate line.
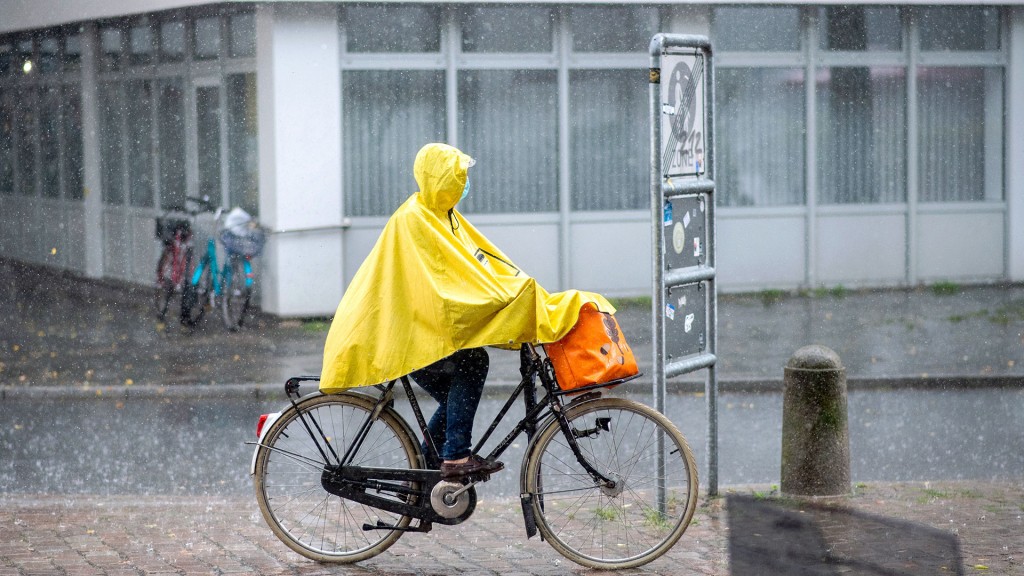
[320, 143, 613, 393]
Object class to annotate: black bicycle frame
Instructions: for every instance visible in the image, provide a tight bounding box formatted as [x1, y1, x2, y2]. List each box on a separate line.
[279, 344, 621, 529]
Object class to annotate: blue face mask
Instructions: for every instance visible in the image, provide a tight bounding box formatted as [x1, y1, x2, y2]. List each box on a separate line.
[461, 178, 471, 201]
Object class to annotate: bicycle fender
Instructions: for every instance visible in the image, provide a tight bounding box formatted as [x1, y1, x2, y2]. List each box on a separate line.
[517, 393, 606, 498]
[248, 390, 330, 476]
[520, 494, 538, 539]
[249, 411, 282, 476]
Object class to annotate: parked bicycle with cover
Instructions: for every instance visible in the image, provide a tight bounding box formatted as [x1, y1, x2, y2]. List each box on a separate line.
[183, 201, 266, 331]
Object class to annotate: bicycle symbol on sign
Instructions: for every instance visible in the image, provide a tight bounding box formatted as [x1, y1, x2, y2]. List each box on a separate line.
[661, 55, 706, 178]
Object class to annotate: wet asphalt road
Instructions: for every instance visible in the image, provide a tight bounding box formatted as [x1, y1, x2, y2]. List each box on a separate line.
[0, 260, 326, 388]
[4, 385, 1022, 498]
[2, 258, 1023, 498]
[3, 258, 1024, 390]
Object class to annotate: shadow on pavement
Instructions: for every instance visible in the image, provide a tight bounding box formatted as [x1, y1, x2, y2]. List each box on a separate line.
[728, 495, 963, 575]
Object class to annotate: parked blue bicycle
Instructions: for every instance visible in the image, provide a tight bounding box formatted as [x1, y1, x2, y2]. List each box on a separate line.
[181, 197, 266, 331]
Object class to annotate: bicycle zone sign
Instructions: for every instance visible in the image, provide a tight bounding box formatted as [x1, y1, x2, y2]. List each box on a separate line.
[659, 51, 706, 178]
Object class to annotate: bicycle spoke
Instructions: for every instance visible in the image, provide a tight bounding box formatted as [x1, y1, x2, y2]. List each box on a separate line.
[527, 398, 697, 569]
[254, 394, 418, 562]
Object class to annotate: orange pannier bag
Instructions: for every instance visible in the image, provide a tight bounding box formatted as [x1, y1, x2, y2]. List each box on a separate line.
[544, 302, 639, 393]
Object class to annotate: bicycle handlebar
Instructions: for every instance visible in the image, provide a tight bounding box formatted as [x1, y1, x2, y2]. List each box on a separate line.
[185, 195, 218, 213]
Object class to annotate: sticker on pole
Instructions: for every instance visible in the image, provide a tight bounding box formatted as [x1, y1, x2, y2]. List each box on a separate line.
[660, 52, 706, 178]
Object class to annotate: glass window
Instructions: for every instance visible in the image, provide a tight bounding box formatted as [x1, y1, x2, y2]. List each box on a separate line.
[160, 20, 186, 62]
[63, 84, 83, 200]
[16, 88, 37, 196]
[99, 81, 124, 204]
[229, 13, 255, 57]
[64, 31, 82, 72]
[820, 7, 901, 51]
[194, 16, 221, 60]
[17, 38, 33, 75]
[39, 86, 61, 198]
[342, 70, 445, 216]
[570, 69, 648, 211]
[99, 26, 124, 70]
[818, 67, 906, 204]
[345, 5, 440, 53]
[157, 79, 186, 209]
[713, 7, 801, 52]
[716, 68, 805, 206]
[125, 80, 153, 207]
[38, 36, 60, 74]
[458, 70, 558, 213]
[919, 7, 1000, 52]
[129, 22, 155, 66]
[918, 68, 1002, 202]
[196, 85, 222, 200]
[227, 73, 258, 215]
[461, 7, 554, 53]
[570, 6, 659, 53]
[0, 89, 14, 194]
[0, 40, 12, 76]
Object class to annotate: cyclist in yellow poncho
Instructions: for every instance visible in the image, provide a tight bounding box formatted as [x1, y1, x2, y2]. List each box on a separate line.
[321, 143, 613, 478]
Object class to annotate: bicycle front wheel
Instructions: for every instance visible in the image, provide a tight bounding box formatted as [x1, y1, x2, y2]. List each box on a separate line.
[254, 393, 422, 563]
[222, 256, 250, 331]
[181, 262, 210, 326]
[522, 397, 698, 569]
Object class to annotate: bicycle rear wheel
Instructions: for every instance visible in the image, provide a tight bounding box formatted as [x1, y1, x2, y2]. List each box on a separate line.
[522, 397, 698, 569]
[222, 256, 250, 331]
[154, 248, 175, 321]
[253, 393, 421, 563]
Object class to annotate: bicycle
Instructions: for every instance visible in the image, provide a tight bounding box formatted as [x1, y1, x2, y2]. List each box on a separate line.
[181, 203, 265, 331]
[154, 196, 213, 324]
[217, 208, 265, 331]
[249, 344, 698, 569]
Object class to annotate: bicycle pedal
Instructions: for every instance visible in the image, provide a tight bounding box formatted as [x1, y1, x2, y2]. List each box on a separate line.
[462, 472, 491, 483]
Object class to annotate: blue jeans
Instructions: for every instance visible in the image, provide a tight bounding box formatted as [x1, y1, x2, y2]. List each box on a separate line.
[410, 348, 489, 461]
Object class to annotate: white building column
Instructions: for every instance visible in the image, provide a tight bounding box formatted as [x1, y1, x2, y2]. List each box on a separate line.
[80, 22, 104, 279]
[1007, 8, 1024, 281]
[256, 4, 344, 317]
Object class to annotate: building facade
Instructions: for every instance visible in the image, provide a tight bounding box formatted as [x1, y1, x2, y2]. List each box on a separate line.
[1, 1, 1023, 316]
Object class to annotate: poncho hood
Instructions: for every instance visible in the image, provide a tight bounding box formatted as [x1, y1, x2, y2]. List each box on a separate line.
[320, 142, 613, 393]
[414, 142, 472, 213]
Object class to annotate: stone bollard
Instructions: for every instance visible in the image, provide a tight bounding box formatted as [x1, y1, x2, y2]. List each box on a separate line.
[780, 345, 851, 496]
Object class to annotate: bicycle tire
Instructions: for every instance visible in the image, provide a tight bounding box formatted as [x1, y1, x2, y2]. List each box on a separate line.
[181, 262, 211, 326]
[154, 248, 174, 321]
[253, 392, 422, 563]
[521, 397, 698, 569]
[222, 256, 250, 331]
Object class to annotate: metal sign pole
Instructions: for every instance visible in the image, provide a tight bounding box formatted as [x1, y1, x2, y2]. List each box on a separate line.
[649, 33, 718, 498]
[648, 36, 669, 514]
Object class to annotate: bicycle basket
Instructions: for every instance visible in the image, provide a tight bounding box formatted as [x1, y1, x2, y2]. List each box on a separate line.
[155, 217, 191, 244]
[220, 227, 266, 257]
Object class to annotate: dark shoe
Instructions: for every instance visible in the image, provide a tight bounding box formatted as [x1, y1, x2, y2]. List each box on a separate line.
[440, 455, 504, 479]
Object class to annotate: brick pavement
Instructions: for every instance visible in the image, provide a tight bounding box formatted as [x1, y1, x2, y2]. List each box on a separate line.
[2, 481, 1021, 575]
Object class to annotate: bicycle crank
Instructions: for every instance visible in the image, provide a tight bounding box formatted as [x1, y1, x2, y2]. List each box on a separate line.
[430, 480, 477, 520]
